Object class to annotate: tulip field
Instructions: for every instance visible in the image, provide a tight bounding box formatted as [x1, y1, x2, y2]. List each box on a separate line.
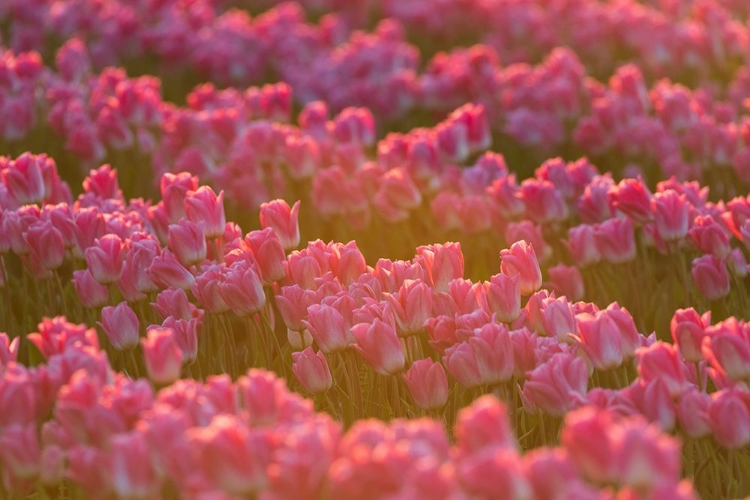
[4, 0, 750, 499]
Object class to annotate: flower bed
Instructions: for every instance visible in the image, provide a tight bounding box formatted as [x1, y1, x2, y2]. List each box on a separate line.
[1, 1, 750, 499]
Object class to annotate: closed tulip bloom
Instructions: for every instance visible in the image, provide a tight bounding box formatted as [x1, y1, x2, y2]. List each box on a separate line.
[99, 302, 139, 350]
[500, 240, 542, 296]
[402, 359, 448, 410]
[25, 221, 65, 270]
[471, 323, 515, 385]
[160, 172, 198, 223]
[540, 296, 577, 343]
[483, 272, 521, 323]
[161, 317, 200, 363]
[522, 353, 588, 417]
[609, 176, 653, 224]
[417, 242, 464, 293]
[303, 303, 354, 354]
[184, 186, 225, 239]
[141, 327, 182, 385]
[691, 254, 730, 301]
[635, 342, 689, 397]
[567, 224, 601, 267]
[562, 407, 619, 484]
[2, 153, 47, 205]
[146, 249, 195, 290]
[651, 190, 690, 242]
[72, 270, 110, 309]
[709, 389, 750, 448]
[676, 386, 711, 439]
[547, 264, 584, 302]
[191, 265, 231, 314]
[351, 319, 405, 376]
[167, 219, 206, 266]
[292, 348, 333, 394]
[443, 341, 484, 389]
[575, 311, 624, 370]
[688, 215, 731, 259]
[218, 261, 266, 317]
[670, 308, 710, 363]
[259, 199, 301, 250]
[594, 218, 636, 264]
[385, 279, 433, 337]
[702, 326, 750, 382]
[276, 285, 317, 332]
[245, 228, 286, 284]
[84, 234, 124, 284]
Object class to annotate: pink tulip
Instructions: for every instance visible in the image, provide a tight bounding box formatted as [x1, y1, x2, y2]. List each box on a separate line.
[72, 270, 110, 309]
[385, 279, 433, 337]
[417, 242, 464, 293]
[161, 317, 200, 363]
[184, 186, 226, 239]
[259, 199, 301, 250]
[483, 272, 521, 323]
[191, 265, 231, 314]
[688, 215, 731, 259]
[141, 327, 182, 385]
[575, 311, 625, 370]
[0, 423, 40, 485]
[82, 164, 119, 199]
[443, 341, 483, 388]
[402, 359, 449, 410]
[276, 285, 317, 332]
[245, 228, 286, 284]
[709, 389, 750, 448]
[303, 303, 354, 354]
[351, 319, 405, 376]
[160, 172, 198, 223]
[676, 386, 711, 438]
[1, 152, 47, 205]
[85, 234, 124, 284]
[670, 308, 710, 363]
[0, 334, 19, 367]
[455, 395, 516, 456]
[99, 302, 139, 350]
[691, 254, 730, 301]
[636, 342, 689, 397]
[25, 221, 65, 270]
[292, 348, 333, 394]
[188, 415, 272, 495]
[594, 217, 636, 264]
[500, 240, 542, 296]
[109, 431, 160, 499]
[218, 261, 266, 317]
[547, 264, 584, 302]
[522, 353, 588, 417]
[701, 323, 750, 382]
[651, 190, 690, 242]
[146, 249, 195, 290]
[167, 219, 206, 266]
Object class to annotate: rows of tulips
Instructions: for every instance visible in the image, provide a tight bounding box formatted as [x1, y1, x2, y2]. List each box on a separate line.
[2, 0, 750, 499]
[1, 155, 750, 498]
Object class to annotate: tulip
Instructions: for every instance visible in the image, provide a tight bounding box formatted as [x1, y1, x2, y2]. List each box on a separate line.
[292, 348, 333, 394]
[99, 302, 139, 350]
[350, 319, 405, 376]
[141, 327, 182, 385]
[402, 359, 448, 410]
[167, 219, 206, 266]
[259, 199, 301, 250]
[84, 234, 124, 284]
[184, 186, 226, 238]
[500, 240, 543, 296]
[691, 254, 730, 301]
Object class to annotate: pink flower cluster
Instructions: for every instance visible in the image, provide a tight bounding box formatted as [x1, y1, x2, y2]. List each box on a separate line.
[0, 325, 696, 499]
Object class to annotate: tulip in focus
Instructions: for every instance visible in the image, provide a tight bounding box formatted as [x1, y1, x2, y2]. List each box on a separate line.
[292, 348, 333, 394]
[402, 359, 449, 410]
[500, 240, 542, 296]
[259, 199, 301, 250]
[99, 302, 139, 350]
